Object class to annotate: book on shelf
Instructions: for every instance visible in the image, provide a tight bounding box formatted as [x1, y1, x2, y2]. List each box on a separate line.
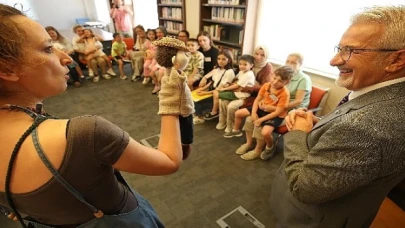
[207, 0, 241, 5]
[211, 7, 244, 23]
[161, 7, 182, 19]
[163, 21, 183, 33]
[161, 0, 183, 5]
[203, 25, 242, 45]
[191, 90, 213, 102]
[217, 45, 242, 62]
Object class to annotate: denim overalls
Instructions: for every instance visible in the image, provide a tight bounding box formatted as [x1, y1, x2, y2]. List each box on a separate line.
[1, 105, 165, 228]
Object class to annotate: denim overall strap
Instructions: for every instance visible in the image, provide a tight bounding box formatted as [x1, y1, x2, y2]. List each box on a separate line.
[4, 115, 48, 228]
[31, 128, 104, 217]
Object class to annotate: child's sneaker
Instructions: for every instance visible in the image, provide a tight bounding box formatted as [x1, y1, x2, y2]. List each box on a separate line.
[151, 86, 160, 94]
[235, 143, 254, 155]
[107, 68, 116, 76]
[204, 112, 219, 120]
[142, 77, 151, 85]
[223, 130, 243, 138]
[216, 122, 226, 130]
[88, 69, 94, 77]
[131, 74, 141, 82]
[92, 76, 100, 83]
[240, 150, 260, 161]
[102, 74, 111, 80]
[120, 75, 128, 80]
[260, 145, 275, 160]
[193, 117, 205, 125]
[79, 75, 85, 79]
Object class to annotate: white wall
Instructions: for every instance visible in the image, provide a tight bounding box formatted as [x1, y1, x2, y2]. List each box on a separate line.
[33, 0, 87, 30]
[185, 0, 200, 38]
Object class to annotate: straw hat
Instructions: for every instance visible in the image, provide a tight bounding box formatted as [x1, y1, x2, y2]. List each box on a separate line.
[152, 37, 188, 52]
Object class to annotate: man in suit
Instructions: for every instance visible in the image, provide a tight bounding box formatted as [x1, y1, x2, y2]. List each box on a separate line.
[270, 5, 405, 228]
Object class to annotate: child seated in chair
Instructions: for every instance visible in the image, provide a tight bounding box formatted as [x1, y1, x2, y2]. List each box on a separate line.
[230, 65, 294, 161]
[204, 54, 255, 121]
[80, 29, 116, 79]
[184, 38, 204, 90]
[112, 33, 129, 80]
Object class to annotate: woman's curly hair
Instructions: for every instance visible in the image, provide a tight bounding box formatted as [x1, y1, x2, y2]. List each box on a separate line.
[0, 4, 25, 74]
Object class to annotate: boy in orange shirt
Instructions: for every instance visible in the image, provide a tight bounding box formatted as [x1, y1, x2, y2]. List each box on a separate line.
[225, 65, 294, 160]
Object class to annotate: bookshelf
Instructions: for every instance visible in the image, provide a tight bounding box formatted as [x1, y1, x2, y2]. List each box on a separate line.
[157, 0, 186, 36]
[200, 0, 258, 62]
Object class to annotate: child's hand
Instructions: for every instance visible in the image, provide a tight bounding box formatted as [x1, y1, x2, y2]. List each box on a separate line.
[251, 113, 259, 122]
[253, 118, 263, 127]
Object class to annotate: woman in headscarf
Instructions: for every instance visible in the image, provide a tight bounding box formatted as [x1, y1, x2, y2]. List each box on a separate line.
[217, 45, 273, 134]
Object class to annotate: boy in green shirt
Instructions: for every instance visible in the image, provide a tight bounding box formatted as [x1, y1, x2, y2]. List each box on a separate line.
[112, 33, 129, 80]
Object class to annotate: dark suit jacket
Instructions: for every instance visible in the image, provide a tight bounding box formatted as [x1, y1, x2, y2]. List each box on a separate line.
[270, 81, 405, 228]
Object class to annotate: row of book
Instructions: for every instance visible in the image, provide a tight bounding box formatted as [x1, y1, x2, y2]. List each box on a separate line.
[163, 21, 184, 33]
[211, 7, 245, 23]
[161, 7, 182, 19]
[161, 0, 182, 4]
[217, 45, 242, 63]
[203, 25, 243, 44]
[207, 0, 242, 5]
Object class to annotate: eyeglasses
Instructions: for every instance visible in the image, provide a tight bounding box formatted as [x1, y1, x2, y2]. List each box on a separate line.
[334, 46, 399, 61]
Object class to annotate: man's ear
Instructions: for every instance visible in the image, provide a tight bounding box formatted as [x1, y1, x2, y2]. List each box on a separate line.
[0, 71, 20, 82]
[385, 50, 405, 73]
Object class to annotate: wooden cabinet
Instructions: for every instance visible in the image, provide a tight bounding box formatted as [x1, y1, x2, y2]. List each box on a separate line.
[157, 0, 186, 36]
[200, 0, 258, 62]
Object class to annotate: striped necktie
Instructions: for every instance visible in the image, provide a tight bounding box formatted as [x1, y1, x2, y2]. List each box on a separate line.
[337, 93, 350, 107]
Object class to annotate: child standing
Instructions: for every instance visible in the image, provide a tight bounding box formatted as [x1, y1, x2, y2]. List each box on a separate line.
[112, 33, 129, 80]
[184, 38, 204, 90]
[204, 54, 256, 121]
[193, 50, 235, 125]
[233, 65, 294, 161]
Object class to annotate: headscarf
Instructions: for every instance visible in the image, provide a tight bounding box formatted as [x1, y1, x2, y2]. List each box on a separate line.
[253, 45, 269, 75]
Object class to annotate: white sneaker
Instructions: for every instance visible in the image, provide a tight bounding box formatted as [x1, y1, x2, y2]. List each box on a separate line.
[193, 117, 205, 125]
[224, 127, 231, 133]
[107, 68, 116, 76]
[88, 70, 94, 77]
[92, 76, 99, 83]
[216, 122, 226, 130]
[120, 75, 128, 80]
[240, 150, 260, 161]
[142, 77, 151, 85]
[102, 74, 111, 80]
[235, 143, 254, 155]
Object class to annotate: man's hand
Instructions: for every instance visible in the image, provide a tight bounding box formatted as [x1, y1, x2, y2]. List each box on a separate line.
[286, 110, 314, 132]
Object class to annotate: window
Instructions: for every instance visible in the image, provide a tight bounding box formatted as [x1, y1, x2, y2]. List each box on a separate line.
[256, 0, 403, 77]
[132, 0, 158, 30]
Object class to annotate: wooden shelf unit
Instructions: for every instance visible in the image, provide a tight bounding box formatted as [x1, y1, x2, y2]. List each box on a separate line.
[200, 0, 258, 62]
[157, 0, 186, 35]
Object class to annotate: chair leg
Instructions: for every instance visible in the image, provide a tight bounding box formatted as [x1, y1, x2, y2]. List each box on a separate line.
[273, 133, 283, 154]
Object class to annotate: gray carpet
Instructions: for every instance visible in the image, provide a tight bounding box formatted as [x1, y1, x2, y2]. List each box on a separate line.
[1, 68, 283, 227]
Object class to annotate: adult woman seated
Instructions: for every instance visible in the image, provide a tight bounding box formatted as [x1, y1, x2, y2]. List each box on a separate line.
[72, 25, 110, 80]
[46, 26, 84, 87]
[130, 25, 149, 79]
[0, 4, 192, 227]
[217, 46, 273, 132]
[237, 53, 312, 161]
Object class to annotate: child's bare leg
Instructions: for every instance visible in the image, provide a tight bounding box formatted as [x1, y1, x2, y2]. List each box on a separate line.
[233, 108, 250, 131]
[86, 55, 97, 73]
[117, 59, 124, 76]
[210, 90, 220, 115]
[262, 126, 275, 148]
[103, 55, 113, 68]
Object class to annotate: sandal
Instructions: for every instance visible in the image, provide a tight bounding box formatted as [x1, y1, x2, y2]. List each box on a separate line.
[204, 112, 219, 120]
